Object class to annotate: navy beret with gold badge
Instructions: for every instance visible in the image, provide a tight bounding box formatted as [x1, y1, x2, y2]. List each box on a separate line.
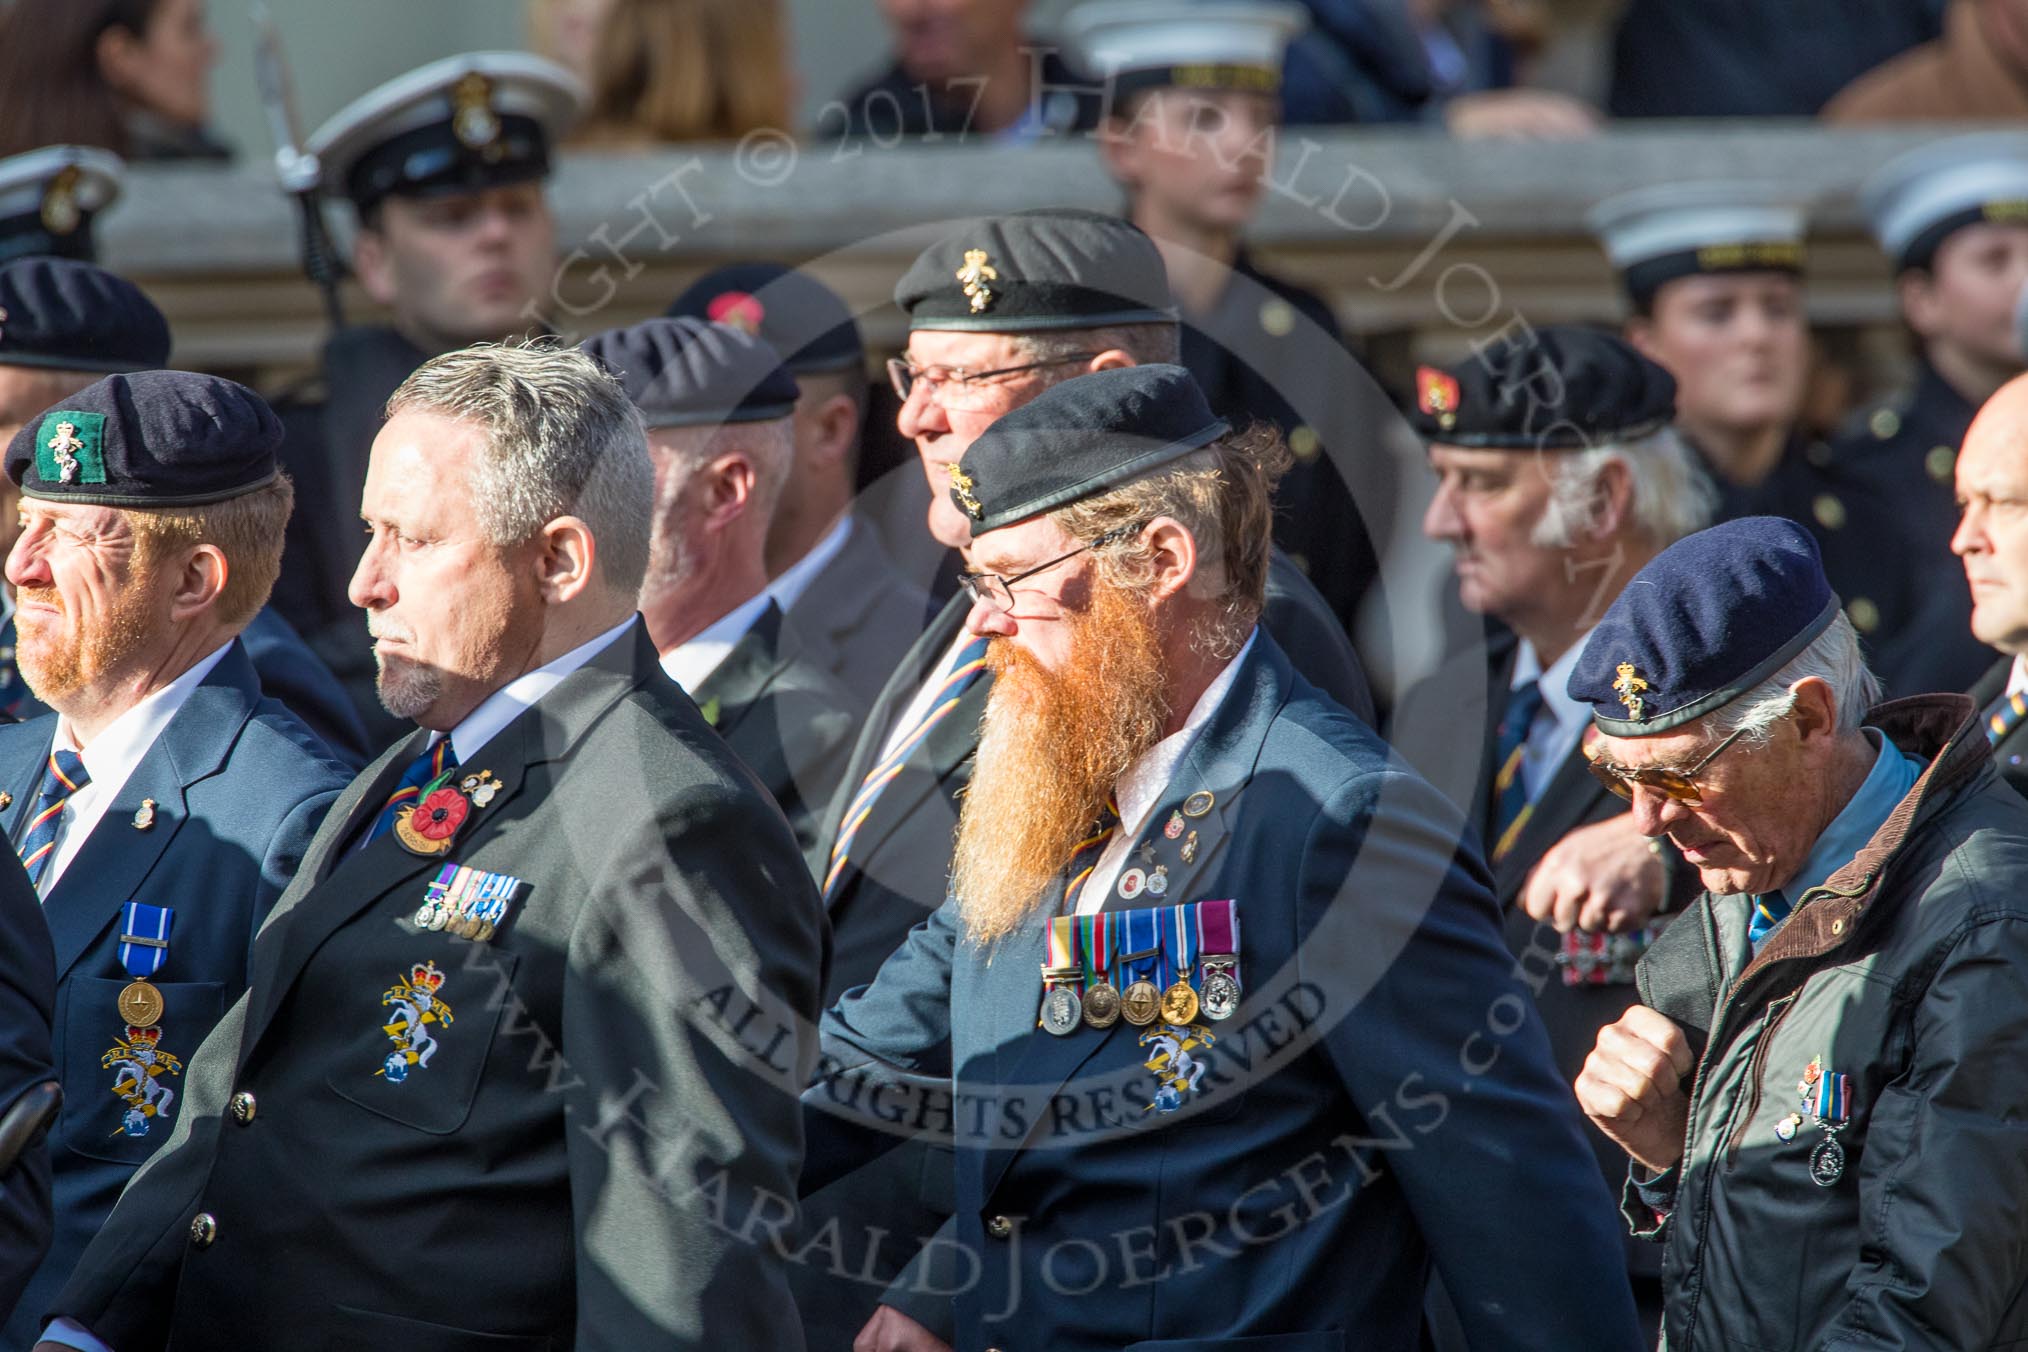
[667, 262, 864, 376]
[951, 363, 1226, 533]
[0, 257, 170, 373]
[895, 208, 1175, 333]
[5, 371, 282, 507]
[1406, 325, 1676, 450]
[581, 316, 800, 428]
[1569, 516, 1840, 736]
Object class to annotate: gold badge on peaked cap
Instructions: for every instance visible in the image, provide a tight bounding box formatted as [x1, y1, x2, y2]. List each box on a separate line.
[947, 463, 984, 519]
[1613, 662, 1650, 720]
[40, 166, 81, 236]
[956, 248, 999, 313]
[451, 72, 501, 150]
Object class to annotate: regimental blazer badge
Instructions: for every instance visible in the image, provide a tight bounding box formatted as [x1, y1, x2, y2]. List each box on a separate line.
[1140, 1022, 1216, 1114]
[101, 1025, 181, 1137]
[378, 961, 454, 1083]
[1612, 661, 1650, 720]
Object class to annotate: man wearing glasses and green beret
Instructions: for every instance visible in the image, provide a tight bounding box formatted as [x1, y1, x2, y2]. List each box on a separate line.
[1574, 515, 2028, 1351]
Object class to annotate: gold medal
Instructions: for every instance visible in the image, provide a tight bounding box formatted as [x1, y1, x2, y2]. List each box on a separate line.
[118, 979, 163, 1028]
[1083, 981, 1121, 1028]
[1159, 980, 1200, 1026]
[1121, 980, 1160, 1026]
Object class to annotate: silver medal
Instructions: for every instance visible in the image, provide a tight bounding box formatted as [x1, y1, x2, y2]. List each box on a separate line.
[1808, 1133, 1845, 1187]
[1040, 984, 1083, 1036]
[1201, 969, 1241, 1020]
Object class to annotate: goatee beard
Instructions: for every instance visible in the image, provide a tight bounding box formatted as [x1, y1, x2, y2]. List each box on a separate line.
[950, 582, 1170, 950]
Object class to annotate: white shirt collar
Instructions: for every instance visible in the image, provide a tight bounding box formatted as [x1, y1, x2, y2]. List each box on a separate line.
[440, 615, 639, 764]
[766, 515, 854, 613]
[657, 592, 773, 696]
[1508, 630, 1596, 801]
[2008, 653, 2028, 700]
[41, 641, 233, 894]
[1078, 629, 1257, 914]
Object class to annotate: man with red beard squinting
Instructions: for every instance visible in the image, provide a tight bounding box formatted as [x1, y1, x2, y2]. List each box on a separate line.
[800, 364, 1643, 1352]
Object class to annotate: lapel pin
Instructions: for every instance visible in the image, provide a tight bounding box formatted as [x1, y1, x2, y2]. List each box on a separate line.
[0, 791, 12, 810]
[132, 799, 156, 831]
[1182, 790, 1214, 818]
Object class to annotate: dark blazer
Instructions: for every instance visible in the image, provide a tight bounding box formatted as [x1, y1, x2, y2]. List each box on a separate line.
[1, 607, 370, 768]
[805, 635, 1643, 1350]
[0, 642, 350, 1348]
[0, 850, 53, 1321]
[50, 622, 825, 1352]
[779, 516, 934, 710]
[688, 600, 859, 853]
[818, 550, 1374, 1004]
[1970, 656, 2028, 800]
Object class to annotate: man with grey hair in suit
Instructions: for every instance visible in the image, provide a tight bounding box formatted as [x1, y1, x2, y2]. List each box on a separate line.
[39, 342, 825, 1352]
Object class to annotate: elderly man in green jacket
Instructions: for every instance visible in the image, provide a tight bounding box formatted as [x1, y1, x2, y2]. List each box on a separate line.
[1573, 515, 2028, 1351]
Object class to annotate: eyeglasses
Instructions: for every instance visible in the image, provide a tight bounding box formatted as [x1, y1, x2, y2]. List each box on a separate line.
[1585, 727, 1748, 806]
[886, 353, 1098, 406]
[957, 522, 1145, 613]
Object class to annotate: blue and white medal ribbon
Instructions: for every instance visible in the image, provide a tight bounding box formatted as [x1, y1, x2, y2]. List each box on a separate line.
[116, 901, 173, 1027]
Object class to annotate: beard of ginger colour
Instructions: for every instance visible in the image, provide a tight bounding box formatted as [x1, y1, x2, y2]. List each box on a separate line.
[15, 570, 159, 708]
[950, 578, 1171, 949]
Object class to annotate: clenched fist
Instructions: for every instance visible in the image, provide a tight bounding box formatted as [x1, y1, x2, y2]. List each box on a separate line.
[1576, 1004, 1694, 1175]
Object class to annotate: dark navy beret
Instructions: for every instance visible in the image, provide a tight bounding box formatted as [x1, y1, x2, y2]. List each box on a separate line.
[667, 262, 864, 376]
[5, 371, 282, 507]
[1569, 517, 1840, 736]
[581, 316, 799, 428]
[0, 258, 170, 374]
[952, 364, 1226, 533]
[895, 208, 1175, 333]
[1407, 326, 1676, 449]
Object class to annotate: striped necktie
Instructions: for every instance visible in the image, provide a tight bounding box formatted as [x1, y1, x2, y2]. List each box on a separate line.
[1748, 889, 1791, 948]
[823, 634, 991, 900]
[366, 737, 459, 846]
[1989, 690, 2028, 746]
[1491, 679, 1544, 864]
[18, 748, 89, 888]
[1062, 798, 1122, 912]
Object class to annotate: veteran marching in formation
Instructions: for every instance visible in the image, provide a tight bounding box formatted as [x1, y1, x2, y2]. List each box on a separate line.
[2, 4, 2028, 1352]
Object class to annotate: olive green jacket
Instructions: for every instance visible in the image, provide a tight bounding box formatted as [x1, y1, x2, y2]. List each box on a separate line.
[1631, 695, 2028, 1350]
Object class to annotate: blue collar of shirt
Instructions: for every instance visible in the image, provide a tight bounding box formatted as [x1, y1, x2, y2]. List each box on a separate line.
[1774, 728, 1924, 903]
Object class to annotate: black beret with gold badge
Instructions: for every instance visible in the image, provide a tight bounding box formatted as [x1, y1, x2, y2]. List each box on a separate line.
[895, 208, 1176, 333]
[1405, 325, 1676, 450]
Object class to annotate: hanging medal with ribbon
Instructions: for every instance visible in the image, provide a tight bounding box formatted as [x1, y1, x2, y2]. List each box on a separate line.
[1806, 1060, 1851, 1187]
[1038, 914, 1083, 1036]
[1197, 899, 1242, 1021]
[115, 902, 171, 1027]
[102, 902, 182, 1137]
[1118, 908, 1162, 1027]
[1157, 903, 1200, 1026]
[1080, 911, 1120, 1028]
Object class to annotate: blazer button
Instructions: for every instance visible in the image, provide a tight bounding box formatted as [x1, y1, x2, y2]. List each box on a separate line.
[986, 1215, 1013, 1240]
[228, 1091, 257, 1124]
[189, 1212, 218, 1248]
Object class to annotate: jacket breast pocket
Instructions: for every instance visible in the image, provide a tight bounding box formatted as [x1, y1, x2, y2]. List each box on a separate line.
[60, 974, 223, 1165]
[326, 948, 519, 1135]
[332, 1303, 554, 1352]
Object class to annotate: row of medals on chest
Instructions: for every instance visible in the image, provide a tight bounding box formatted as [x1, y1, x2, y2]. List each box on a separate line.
[1041, 953, 1241, 1035]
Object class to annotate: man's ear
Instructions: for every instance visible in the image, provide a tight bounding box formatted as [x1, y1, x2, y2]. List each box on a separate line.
[1588, 455, 1636, 542]
[165, 543, 229, 624]
[1788, 675, 1842, 743]
[1090, 349, 1137, 373]
[1141, 516, 1198, 602]
[534, 515, 596, 604]
[805, 391, 860, 473]
[698, 452, 757, 532]
[1624, 316, 1660, 363]
[352, 226, 399, 309]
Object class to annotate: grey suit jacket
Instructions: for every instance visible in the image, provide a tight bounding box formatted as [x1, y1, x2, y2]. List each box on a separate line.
[50, 622, 826, 1351]
[779, 515, 934, 711]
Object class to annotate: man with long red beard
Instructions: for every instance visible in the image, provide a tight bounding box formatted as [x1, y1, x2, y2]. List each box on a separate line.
[802, 364, 1642, 1352]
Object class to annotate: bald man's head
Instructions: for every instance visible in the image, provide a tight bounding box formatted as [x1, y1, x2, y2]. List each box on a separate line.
[1953, 371, 2028, 653]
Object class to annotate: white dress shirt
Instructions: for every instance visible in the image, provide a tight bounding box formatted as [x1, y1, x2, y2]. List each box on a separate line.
[1507, 630, 1595, 803]
[765, 515, 853, 614]
[656, 592, 771, 696]
[38, 643, 231, 896]
[2007, 654, 2028, 701]
[1077, 630, 1258, 915]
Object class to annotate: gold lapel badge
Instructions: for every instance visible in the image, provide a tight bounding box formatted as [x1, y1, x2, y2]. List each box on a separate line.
[956, 248, 999, 313]
[1612, 662, 1650, 720]
[132, 798, 156, 831]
